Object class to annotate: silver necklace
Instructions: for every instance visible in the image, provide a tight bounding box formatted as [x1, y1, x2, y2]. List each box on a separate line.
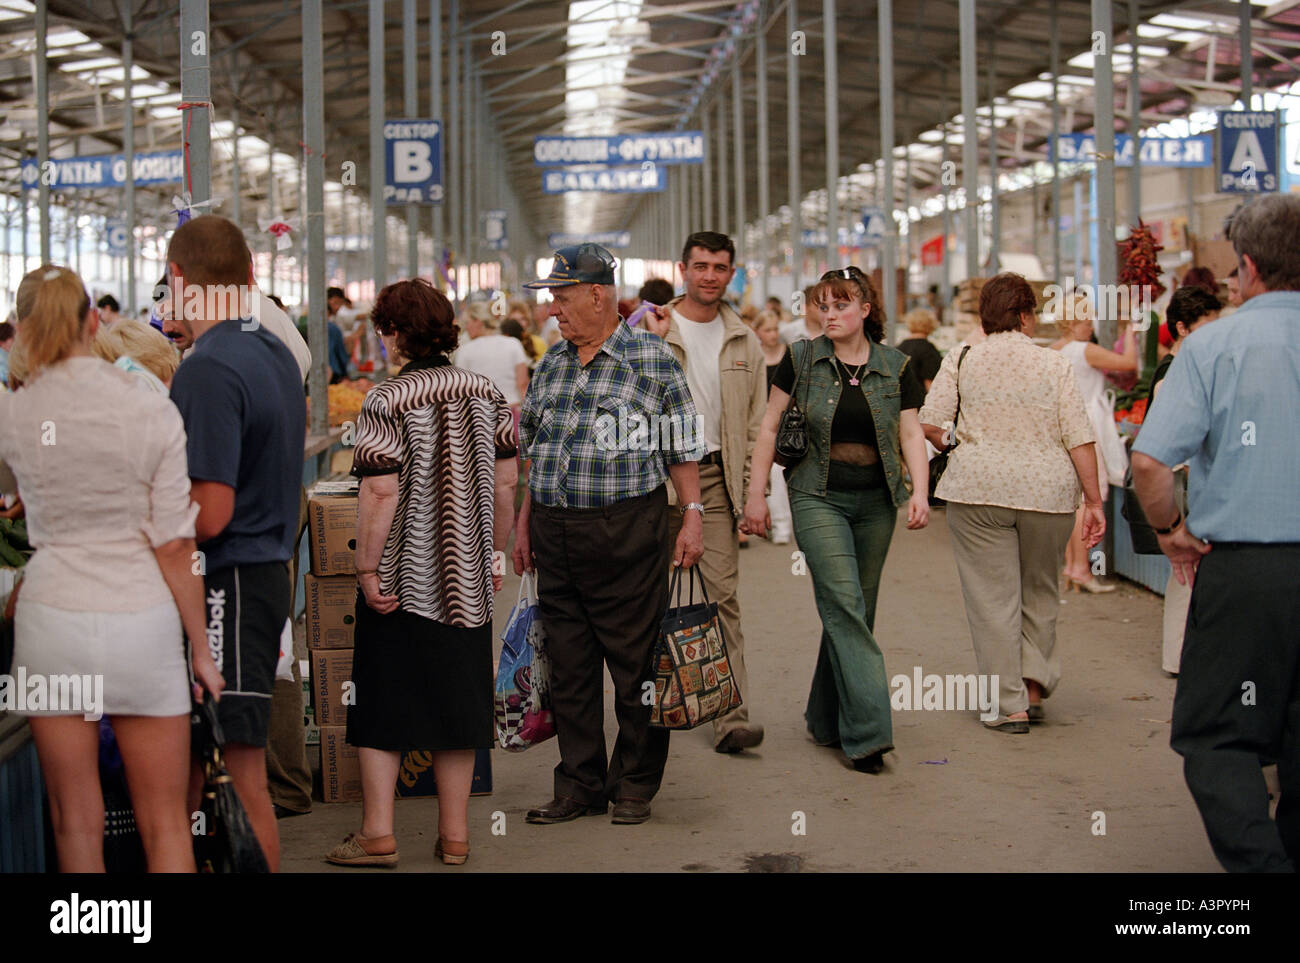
[837, 356, 867, 386]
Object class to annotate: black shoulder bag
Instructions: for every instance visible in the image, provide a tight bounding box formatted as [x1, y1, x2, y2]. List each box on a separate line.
[774, 339, 813, 468]
[927, 345, 971, 504]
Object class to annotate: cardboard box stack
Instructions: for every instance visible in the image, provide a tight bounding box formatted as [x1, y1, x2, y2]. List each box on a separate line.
[306, 479, 360, 802]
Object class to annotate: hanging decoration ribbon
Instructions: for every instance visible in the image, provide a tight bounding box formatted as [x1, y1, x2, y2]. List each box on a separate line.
[171, 191, 221, 227]
[624, 300, 658, 328]
[258, 215, 297, 251]
[438, 248, 458, 296]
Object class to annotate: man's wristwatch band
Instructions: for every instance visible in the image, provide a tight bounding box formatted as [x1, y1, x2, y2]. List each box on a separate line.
[1152, 512, 1182, 536]
[680, 502, 706, 516]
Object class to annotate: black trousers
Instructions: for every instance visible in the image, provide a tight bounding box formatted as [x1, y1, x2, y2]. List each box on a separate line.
[1170, 543, 1300, 872]
[530, 485, 672, 805]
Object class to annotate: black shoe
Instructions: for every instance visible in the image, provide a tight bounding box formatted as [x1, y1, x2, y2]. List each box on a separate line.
[715, 725, 765, 754]
[851, 751, 887, 774]
[525, 796, 607, 824]
[610, 798, 652, 824]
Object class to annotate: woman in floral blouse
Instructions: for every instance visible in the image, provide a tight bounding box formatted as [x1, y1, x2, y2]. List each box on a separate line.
[919, 273, 1104, 733]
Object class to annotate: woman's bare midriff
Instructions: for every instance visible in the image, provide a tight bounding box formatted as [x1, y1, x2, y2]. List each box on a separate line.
[828, 442, 879, 466]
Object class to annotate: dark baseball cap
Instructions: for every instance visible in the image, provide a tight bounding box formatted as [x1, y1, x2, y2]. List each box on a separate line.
[524, 243, 616, 289]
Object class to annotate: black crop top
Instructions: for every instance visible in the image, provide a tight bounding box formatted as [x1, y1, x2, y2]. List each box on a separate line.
[771, 347, 925, 448]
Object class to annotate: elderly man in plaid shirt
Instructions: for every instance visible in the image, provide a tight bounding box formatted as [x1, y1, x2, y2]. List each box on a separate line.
[513, 244, 705, 826]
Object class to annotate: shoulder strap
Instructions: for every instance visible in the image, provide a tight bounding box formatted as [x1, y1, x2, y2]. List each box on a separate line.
[952, 344, 972, 435]
[788, 338, 813, 407]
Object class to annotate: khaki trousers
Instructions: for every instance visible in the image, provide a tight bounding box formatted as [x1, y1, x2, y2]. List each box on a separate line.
[266, 486, 311, 813]
[668, 463, 751, 744]
[946, 502, 1075, 722]
[1162, 571, 1192, 675]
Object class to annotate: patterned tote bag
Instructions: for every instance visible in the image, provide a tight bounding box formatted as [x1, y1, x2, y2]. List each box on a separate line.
[494, 572, 556, 751]
[648, 565, 743, 730]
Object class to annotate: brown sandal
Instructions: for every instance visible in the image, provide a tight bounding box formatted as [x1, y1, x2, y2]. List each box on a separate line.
[435, 837, 470, 865]
[325, 832, 399, 868]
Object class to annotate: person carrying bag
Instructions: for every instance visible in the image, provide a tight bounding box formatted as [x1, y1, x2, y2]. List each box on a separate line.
[495, 572, 556, 750]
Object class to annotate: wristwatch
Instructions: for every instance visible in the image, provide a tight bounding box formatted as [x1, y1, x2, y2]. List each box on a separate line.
[680, 502, 706, 516]
[1152, 512, 1182, 536]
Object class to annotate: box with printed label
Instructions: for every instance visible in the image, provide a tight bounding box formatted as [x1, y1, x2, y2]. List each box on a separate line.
[395, 747, 492, 798]
[310, 648, 354, 727]
[304, 573, 357, 649]
[319, 726, 361, 803]
[307, 493, 357, 576]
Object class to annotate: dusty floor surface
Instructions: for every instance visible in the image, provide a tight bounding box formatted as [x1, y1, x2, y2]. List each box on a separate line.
[281, 507, 1222, 873]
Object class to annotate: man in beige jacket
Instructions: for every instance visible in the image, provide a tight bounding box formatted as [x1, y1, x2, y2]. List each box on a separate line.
[645, 231, 768, 753]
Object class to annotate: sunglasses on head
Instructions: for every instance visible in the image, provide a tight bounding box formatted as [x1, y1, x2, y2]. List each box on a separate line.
[821, 267, 866, 283]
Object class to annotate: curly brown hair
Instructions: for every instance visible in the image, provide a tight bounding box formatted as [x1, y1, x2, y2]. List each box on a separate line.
[979, 272, 1037, 333]
[813, 266, 885, 342]
[370, 277, 458, 359]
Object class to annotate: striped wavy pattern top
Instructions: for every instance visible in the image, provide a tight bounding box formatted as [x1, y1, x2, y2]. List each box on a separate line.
[352, 361, 517, 627]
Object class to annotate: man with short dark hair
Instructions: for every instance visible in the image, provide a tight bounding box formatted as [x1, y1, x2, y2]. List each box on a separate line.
[167, 214, 305, 870]
[644, 231, 767, 753]
[1133, 193, 1300, 872]
[514, 244, 705, 826]
[95, 294, 122, 327]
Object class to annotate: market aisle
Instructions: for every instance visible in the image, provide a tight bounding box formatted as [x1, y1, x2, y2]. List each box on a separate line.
[282, 507, 1220, 873]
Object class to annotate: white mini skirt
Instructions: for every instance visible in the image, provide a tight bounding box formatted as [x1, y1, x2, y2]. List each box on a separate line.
[11, 599, 190, 717]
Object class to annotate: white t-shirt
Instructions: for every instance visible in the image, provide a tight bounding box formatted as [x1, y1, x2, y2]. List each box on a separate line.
[252, 291, 312, 381]
[455, 333, 529, 405]
[780, 317, 819, 345]
[671, 309, 725, 453]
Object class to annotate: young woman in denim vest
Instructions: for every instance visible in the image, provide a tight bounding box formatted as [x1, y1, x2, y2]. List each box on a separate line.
[742, 267, 930, 773]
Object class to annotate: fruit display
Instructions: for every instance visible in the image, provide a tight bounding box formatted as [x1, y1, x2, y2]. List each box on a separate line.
[307, 378, 376, 427]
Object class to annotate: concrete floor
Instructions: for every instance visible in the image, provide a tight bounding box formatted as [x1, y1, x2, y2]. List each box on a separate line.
[281, 507, 1222, 873]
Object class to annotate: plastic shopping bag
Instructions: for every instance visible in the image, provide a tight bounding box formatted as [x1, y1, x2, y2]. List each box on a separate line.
[494, 573, 556, 751]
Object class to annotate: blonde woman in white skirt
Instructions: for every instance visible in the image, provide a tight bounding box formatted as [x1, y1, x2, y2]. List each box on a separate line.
[0, 266, 224, 872]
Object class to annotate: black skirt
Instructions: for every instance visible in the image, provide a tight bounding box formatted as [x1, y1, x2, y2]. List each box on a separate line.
[345, 592, 494, 752]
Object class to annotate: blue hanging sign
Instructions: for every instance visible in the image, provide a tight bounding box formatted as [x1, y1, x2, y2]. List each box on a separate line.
[542, 164, 666, 194]
[1216, 110, 1280, 194]
[484, 209, 507, 251]
[20, 150, 185, 190]
[533, 132, 704, 167]
[1050, 133, 1212, 167]
[105, 219, 128, 257]
[861, 208, 887, 245]
[384, 119, 444, 205]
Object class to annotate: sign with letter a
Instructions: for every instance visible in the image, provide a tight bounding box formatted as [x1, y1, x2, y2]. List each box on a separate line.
[1216, 110, 1280, 194]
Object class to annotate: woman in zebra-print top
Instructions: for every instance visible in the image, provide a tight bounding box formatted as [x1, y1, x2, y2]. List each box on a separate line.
[326, 278, 517, 870]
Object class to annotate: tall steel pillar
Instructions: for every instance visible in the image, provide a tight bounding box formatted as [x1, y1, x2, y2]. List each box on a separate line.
[987, 32, 999, 269]
[121, 0, 136, 312]
[448, 0, 460, 282]
[1092, 0, 1117, 345]
[35, 2, 50, 263]
[370, 0, 388, 291]
[304, 0, 328, 433]
[823, 0, 839, 271]
[787, 0, 802, 292]
[267, 137, 278, 294]
[702, 111, 713, 230]
[732, 57, 746, 270]
[716, 95, 728, 237]
[879, 0, 897, 330]
[462, 34, 473, 284]
[404, 0, 419, 277]
[756, 13, 770, 304]
[179, 0, 212, 205]
[1050, 0, 1061, 283]
[231, 104, 241, 229]
[959, 0, 978, 280]
[1128, 0, 1141, 227]
[430, 0, 444, 288]
[1240, 0, 1253, 108]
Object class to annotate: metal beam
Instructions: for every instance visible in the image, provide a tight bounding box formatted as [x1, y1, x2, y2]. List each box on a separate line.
[304, 0, 328, 434]
[1092, 0, 1117, 345]
[959, 0, 977, 280]
[788, 0, 801, 291]
[179, 0, 212, 206]
[370, 0, 387, 291]
[824, 0, 838, 271]
[880, 0, 896, 329]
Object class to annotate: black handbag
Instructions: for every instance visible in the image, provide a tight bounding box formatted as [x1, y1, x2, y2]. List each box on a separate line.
[928, 345, 971, 503]
[192, 697, 270, 874]
[774, 340, 813, 468]
[1121, 465, 1186, 556]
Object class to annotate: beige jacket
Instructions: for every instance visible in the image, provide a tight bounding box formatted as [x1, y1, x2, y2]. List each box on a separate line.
[660, 296, 767, 517]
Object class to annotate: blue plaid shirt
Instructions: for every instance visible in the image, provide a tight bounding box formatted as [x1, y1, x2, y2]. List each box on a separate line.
[520, 320, 705, 508]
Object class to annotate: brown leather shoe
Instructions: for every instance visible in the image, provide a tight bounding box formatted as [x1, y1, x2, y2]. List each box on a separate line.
[525, 796, 607, 824]
[715, 725, 765, 754]
[611, 798, 651, 824]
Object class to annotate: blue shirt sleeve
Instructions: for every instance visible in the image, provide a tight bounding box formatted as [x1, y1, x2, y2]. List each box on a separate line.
[1131, 346, 1210, 468]
[170, 356, 243, 488]
[328, 322, 349, 378]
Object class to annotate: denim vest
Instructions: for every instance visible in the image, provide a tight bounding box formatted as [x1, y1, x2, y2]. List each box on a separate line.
[784, 335, 912, 507]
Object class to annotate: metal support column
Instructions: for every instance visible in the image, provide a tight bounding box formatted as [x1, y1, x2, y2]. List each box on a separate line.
[716, 95, 728, 236]
[987, 31, 999, 269]
[1240, 0, 1253, 108]
[179, 0, 212, 206]
[1128, 0, 1141, 227]
[1091, 0, 1117, 346]
[462, 34, 473, 282]
[404, 0, 419, 277]
[35, 1, 50, 263]
[756, 14, 770, 304]
[304, 0, 328, 434]
[430, 0, 444, 289]
[1050, 0, 1061, 283]
[267, 137, 277, 294]
[879, 0, 897, 329]
[121, 0, 135, 312]
[370, 0, 388, 291]
[448, 0, 460, 281]
[959, 0, 977, 280]
[702, 111, 713, 230]
[824, 0, 839, 271]
[732, 56, 746, 269]
[788, 0, 801, 291]
[231, 104, 241, 229]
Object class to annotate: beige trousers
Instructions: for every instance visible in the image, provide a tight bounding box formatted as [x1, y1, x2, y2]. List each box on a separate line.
[946, 502, 1076, 722]
[1162, 571, 1191, 675]
[668, 463, 751, 743]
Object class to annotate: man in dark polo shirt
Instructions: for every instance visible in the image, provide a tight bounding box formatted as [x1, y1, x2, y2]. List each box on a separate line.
[513, 244, 705, 826]
[166, 215, 305, 871]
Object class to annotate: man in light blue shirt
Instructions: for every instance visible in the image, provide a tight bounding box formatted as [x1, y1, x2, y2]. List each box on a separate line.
[1133, 193, 1300, 873]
